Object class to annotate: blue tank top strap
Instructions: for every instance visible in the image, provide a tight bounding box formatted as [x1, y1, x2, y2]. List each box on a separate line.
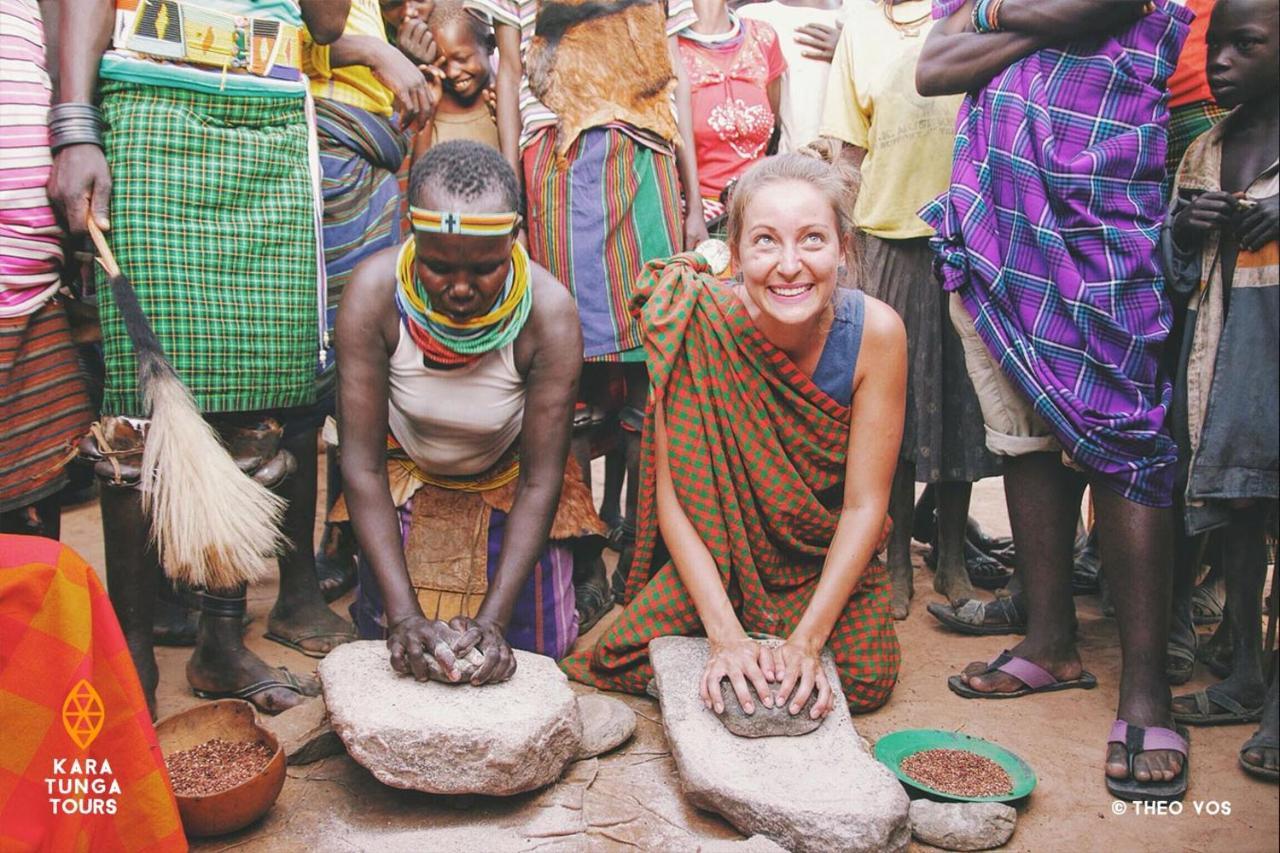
[810, 288, 865, 408]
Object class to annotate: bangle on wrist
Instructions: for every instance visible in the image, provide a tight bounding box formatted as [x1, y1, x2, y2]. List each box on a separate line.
[988, 0, 1006, 31]
[49, 103, 105, 154]
[972, 0, 1004, 34]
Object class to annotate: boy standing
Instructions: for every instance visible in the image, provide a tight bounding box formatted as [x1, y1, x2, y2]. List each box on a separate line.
[1165, 0, 1278, 782]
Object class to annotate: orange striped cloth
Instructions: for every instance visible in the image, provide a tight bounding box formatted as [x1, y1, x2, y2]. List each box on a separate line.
[0, 300, 93, 514]
[0, 535, 186, 852]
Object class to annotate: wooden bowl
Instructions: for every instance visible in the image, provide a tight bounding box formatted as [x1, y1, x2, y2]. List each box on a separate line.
[155, 699, 286, 837]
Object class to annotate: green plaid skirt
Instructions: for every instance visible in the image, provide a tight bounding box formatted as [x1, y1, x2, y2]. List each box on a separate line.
[99, 81, 319, 416]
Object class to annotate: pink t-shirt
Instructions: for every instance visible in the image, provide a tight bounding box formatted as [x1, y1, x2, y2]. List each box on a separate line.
[679, 17, 786, 206]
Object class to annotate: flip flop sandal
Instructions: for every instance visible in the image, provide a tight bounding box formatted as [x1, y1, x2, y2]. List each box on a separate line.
[1196, 634, 1233, 679]
[967, 524, 1014, 559]
[927, 597, 1027, 636]
[191, 667, 315, 711]
[1172, 685, 1263, 726]
[1238, 731, 1279, 782]
[923, 545, 1013, 591]
[1192, 584, 1224, 626]
[572, 403, 608, 431]
[315, 547, 358, 604]
[948, 651, 1098, 699]
[264, 629, 357, 659]
[575, 580, 614, 635]
[965, 544, 1013, 591]
[1106, 721, 1189, 802]
[1165, 637, 1197, 686]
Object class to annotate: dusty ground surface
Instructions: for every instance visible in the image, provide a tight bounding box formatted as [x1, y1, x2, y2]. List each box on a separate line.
[59, 470, 1278, 852]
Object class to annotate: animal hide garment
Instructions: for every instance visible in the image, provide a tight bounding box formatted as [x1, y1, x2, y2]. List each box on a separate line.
[526, 0, 679, 156]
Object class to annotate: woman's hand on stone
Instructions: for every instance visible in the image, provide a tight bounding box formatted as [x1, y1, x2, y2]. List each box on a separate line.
[448, 615, 517, 685]
[773, 639, 834, 719]
[701, 634, 775, 715]
[387, 614, 463, 682]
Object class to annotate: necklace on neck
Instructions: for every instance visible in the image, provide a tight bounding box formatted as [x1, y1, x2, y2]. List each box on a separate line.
[683, 10, 741, 44]
[394, 238, 533, 368]
[882, 0, 930, 36]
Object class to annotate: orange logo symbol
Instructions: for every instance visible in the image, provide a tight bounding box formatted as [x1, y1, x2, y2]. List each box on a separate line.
[62, 680, 105, 751]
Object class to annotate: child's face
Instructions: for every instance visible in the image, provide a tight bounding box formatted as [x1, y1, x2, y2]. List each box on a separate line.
[1206, 0, 1279, 108]
[381, 0, 435, 29]
[434, 19, 491, 103]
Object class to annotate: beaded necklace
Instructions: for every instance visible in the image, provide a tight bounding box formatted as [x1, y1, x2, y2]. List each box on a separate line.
[394, 236, 533, 368]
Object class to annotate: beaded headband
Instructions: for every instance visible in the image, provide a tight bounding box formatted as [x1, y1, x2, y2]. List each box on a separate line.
[409, 206, 521, 237]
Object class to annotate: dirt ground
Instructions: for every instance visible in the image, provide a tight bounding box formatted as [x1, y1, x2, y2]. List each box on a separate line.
[59, 466, 1278, 852]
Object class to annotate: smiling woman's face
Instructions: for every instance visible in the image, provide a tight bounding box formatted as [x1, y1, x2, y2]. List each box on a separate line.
[732, 179, 844, 328]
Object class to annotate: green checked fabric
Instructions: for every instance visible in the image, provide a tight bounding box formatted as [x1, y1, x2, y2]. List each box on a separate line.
[98, 80, 319, 416]
[561, 255, 900, 712]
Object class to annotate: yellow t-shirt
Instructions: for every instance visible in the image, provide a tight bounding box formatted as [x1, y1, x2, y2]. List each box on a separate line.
[819, 0, 962, 239]
[303, 0, 395, 117]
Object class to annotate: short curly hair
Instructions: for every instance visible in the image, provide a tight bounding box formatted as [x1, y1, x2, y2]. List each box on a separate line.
[408, 140, 521, 211]
[427, 0, 493, 51]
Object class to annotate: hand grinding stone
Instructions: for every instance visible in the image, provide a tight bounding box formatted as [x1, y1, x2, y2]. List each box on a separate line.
[414, 643, 487, 683]
[450, 647, 487, 682]
[320, 641, 582, 795]
[650, 636, 910, 853]
[717, 679, 821, 737]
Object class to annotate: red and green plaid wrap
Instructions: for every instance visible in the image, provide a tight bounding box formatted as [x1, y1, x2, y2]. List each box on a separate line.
[561, 255, 900, 712]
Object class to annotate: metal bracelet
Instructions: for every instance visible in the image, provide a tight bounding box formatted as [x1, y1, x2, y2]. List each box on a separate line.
[49, 127, 104, 153]
[49, 102, 102, 119]
[48, 103, 104, 153]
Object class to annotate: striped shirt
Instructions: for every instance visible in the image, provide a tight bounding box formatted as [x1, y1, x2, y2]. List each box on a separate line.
[0, 0, 62, 318]
[463, 0, 697, 150]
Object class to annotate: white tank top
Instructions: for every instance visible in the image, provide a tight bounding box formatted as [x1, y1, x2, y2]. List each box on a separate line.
[387, 321, 526, 476]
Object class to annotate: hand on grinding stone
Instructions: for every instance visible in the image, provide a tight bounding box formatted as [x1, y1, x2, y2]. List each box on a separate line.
[772, 639, 834, 719]
[387, 615, 464, 682]
[447, 615, 517, 685]
[701, 635, 776, 715]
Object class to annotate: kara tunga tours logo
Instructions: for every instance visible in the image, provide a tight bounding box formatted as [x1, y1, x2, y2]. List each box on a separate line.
[46, 679, 121, 816]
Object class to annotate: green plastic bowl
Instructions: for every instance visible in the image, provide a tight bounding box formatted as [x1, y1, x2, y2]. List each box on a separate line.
[874, 728, 1037, 804]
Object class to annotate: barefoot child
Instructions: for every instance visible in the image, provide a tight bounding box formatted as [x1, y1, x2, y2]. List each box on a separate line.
[1165, 0, 1279, 783]
[412, 0, 499, 159]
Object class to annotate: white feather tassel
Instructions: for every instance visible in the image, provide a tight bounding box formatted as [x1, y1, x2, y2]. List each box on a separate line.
[89, 219, 285, 591]
[139, 370, 285, 590]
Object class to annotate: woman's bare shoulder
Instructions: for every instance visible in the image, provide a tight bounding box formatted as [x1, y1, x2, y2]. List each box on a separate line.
[860, 294, 907, 353]
[524, 261, 583, 358]
[337, 246, 400, 348]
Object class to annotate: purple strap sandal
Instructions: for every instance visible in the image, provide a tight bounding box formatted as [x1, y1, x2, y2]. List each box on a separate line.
[947, 650, 1098, 699]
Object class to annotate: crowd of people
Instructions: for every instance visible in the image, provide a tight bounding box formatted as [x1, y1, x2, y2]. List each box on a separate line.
[0, 0, 1275, 821]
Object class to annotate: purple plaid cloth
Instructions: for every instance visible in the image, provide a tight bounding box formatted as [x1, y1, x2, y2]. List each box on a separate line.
[921, 0, 1192, 507]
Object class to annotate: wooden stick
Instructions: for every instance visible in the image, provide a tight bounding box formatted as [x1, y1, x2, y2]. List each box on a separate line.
[86, 219, 121, 279]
